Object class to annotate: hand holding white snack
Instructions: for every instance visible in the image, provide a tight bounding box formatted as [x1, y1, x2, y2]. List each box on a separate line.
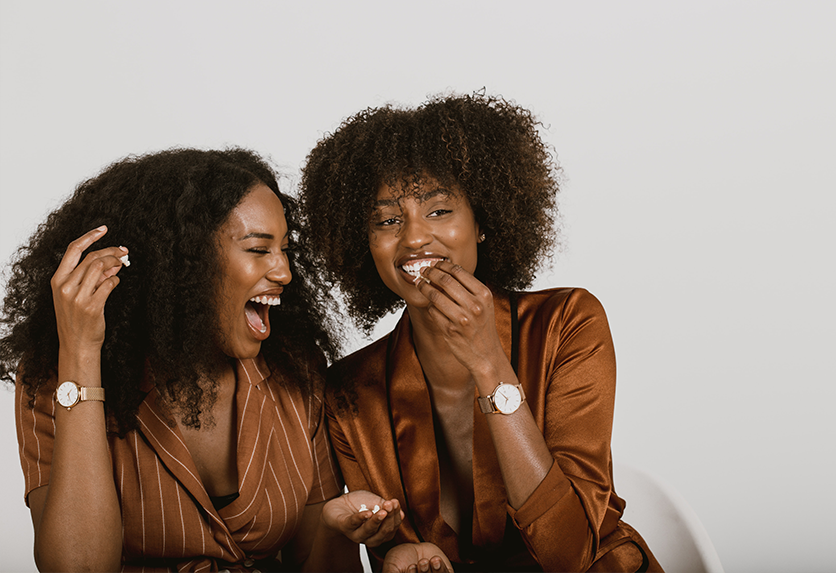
[321, 489, 404, 547]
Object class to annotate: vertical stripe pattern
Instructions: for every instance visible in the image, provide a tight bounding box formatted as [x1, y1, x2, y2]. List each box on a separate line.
[15, 355, 342, 570]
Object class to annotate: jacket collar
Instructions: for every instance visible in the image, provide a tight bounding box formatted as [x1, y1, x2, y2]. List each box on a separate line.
[387, 291, 514, 559]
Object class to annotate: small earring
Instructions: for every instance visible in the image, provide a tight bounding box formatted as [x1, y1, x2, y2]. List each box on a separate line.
[479, 233, 486, 242]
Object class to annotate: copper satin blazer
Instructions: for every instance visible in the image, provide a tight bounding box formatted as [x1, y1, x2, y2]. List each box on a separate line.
[327, 288, 661, 572]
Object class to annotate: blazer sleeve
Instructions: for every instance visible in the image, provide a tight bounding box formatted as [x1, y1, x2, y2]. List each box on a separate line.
[506, 288, 620, 571]
[306, 393, 345, 504]
[15, 379, 57, 506]
[324, 401, 372, 494]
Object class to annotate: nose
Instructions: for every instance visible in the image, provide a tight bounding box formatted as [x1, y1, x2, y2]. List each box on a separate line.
[266, 252, 292, 285]
[400, 216, 432, 249]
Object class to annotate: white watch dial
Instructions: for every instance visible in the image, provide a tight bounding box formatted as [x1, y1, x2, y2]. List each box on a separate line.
[494, 384, 522, 414]
[56, 381, 80, 408]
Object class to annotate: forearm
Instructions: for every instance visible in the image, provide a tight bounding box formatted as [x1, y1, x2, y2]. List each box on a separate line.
[34, 348, 121, 571]
[472, 358, 554, 509]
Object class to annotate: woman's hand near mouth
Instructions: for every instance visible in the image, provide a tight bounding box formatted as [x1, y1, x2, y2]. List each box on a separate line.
[412, 260, 503, 377]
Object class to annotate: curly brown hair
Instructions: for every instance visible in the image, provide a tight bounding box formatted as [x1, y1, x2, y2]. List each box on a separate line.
[1, 148, 340, 434]
[299, 92, 561, 333]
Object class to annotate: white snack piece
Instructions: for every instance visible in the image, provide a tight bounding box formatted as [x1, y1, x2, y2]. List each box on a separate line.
[119, 253, 130, 267]
[373, 505, 380, 514]
[358, 504, 368, 512]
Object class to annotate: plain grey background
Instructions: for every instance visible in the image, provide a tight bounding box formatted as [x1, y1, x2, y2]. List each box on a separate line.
[1, 2, 834, 572]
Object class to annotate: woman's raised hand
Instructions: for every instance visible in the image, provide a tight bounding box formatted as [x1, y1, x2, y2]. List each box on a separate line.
[413, 261, 504, 375]
[51, 226, 128, 353]
[382, 542, 454, 573]
[321, 490, 404, 547]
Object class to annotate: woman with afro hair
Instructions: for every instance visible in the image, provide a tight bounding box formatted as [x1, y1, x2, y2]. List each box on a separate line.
[299, 93, 664, 572]
[1, 148, 404, 571]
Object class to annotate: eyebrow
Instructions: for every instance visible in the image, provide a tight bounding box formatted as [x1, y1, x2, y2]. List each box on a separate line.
[238, 231, 288, 241]
[373, 188, 452, 208]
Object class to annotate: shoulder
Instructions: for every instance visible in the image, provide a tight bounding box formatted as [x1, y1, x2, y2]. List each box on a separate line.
[325, 332, 393, 416]
[517, 287, 608, 322]
[327, 334, 390, 386]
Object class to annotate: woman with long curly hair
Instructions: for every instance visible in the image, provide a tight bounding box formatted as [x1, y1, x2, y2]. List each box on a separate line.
[299, 93, 664, 572]
[1, 148, 402, 571]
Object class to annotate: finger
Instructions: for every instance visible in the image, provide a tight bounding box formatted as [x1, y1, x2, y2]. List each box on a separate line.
[60, 246, 127, 294]
[417, 264, 470, 299]
[362, 508, 402, 546]
[414, 279, 471, 328]
[95, 251, 129, 288]
[431, 260, 488, 296]
[54, 226, 108, 281]
[76, 254, 115, 298]
[90, 275, 120, 308]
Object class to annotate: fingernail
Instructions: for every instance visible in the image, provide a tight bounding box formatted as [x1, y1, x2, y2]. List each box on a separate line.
[413, 272, 431, 285]
[96, 225, 107, 232]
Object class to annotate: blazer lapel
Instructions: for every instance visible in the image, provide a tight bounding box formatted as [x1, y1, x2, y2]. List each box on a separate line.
[135, 387, 217, 514]
[471, 291, 513, 548]
[387, 313, 460, 559]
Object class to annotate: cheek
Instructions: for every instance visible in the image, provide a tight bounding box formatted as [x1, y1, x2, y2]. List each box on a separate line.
[367, 232, 389, 267]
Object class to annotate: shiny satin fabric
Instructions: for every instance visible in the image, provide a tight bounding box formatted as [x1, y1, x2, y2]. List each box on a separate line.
[327, 288, 663, 572]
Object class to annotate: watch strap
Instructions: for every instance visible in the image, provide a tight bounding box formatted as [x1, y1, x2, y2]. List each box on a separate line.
[477, 394, 495, 414]
[79, 386, 106, 403]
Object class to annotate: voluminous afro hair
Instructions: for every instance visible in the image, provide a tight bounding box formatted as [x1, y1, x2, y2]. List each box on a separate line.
[0, 148, 340, 434]
[299, 92, 561, 333]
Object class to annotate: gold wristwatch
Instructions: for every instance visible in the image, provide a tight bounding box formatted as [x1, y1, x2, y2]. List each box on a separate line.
[477, 382, 525, 415]
[55, 381, 105, 410]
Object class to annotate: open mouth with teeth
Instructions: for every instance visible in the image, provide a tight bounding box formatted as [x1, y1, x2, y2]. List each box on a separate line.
[244, 295, 280, 338]
[401, 258, 445, 279]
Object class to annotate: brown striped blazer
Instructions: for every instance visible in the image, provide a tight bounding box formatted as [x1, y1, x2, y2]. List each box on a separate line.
[16, 355, 342, 572]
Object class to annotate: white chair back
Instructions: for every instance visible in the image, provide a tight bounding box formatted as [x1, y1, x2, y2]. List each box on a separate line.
[614, 461, 724, 573]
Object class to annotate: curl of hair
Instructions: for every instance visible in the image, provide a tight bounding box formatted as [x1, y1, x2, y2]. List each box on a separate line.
[0, 148, 340, 434]
[299, 92, 561, 333]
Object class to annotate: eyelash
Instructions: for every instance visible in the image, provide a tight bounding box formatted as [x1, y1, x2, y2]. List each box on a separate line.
[374, 209, 452, 226]
[247, 245, 290, 254]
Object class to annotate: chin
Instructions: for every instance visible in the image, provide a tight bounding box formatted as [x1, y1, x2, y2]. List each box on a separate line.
[226, 343, 262, 361]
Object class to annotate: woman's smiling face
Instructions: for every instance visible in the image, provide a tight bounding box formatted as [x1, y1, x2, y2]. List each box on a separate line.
[215, 183, 291, 359]
[368, 178, 481, 308]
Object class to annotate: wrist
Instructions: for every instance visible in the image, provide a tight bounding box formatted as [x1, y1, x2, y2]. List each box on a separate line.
[58, 348, 103, 386]
[472, 364, 515, 397]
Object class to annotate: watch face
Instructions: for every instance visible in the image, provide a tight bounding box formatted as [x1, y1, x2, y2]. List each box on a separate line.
[56, 381, 80, 408]
[494, 384, 522, 414]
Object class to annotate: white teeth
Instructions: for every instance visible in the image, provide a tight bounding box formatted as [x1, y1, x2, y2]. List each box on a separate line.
[402, 259, 441, 277]
[249, 295, 281, 306]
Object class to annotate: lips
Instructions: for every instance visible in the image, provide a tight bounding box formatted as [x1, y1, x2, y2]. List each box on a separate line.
[400, 257, 445, 278]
